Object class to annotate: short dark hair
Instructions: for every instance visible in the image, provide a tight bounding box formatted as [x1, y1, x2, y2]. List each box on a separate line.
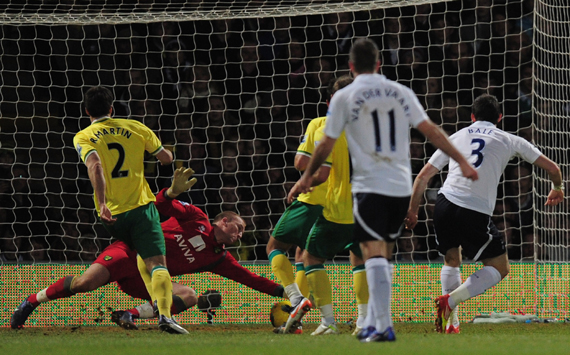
[327, 75, 354, 100]
[84, 86, 114, 118]
[349, 39, 379, 74]
[472, 94, 501, 124]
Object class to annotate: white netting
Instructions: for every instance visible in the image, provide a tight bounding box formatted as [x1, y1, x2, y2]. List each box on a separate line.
[533, 0, 570, 262]
[0, 0, 555, 264]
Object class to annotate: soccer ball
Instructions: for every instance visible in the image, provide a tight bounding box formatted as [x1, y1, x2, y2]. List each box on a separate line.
[270, 300, 292, 327]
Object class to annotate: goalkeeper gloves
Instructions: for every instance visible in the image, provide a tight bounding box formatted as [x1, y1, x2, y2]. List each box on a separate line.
[167, 167, 197, 198]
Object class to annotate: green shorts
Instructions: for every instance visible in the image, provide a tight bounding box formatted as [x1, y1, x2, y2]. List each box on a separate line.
[272, 200, 324, 248]
[305, 215, 361, 260]
[101, 202, 165, 259]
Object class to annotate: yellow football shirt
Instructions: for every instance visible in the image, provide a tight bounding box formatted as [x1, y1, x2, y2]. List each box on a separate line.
[73, 117, 164, 216]
[314, 125, 353, 224]
[296, 117, 330, 207]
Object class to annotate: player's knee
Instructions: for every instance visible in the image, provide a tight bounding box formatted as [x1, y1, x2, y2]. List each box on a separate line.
[70, 276, 98, 293]
[499, 263, 510, 279]
[176, 287, 198, 308]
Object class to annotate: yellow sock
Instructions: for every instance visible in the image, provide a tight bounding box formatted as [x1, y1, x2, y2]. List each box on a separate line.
[269, 250, 295, 286]
[137, 255, 155, 302]
[151, 266, 173, 318]
[353, 265, 369, 305]
[306, 266, 332, 308]
[295, 263, 310, 298]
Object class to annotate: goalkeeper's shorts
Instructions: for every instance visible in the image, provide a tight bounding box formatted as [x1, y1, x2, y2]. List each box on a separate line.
[272, 200, 323, 248]
[433, 194, 505, 262]
[100, 202, 166, 259]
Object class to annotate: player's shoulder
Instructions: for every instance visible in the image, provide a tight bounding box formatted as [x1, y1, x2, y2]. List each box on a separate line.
[307, 116, 327, 130]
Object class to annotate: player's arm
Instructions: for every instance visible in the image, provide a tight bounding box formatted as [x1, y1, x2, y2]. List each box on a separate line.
[533, 155, 564, 206]
[416, 120, 478, 181]
[288, 135, 336, 203]
[85, 152, 116, 225]
[155, 148, 173, 166]
[405, 163, 439, 230]
[210, 254, 285, 298]
[295, 154, 331, 186]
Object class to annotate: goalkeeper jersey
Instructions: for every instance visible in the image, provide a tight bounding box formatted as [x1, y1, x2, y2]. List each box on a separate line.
[296, 116, 330, 207]
[429, 120, 542, 216]
[73, 116, 164, 216]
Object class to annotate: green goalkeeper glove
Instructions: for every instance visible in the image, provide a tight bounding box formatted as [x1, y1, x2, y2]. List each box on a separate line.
[166, 167, 197, 198]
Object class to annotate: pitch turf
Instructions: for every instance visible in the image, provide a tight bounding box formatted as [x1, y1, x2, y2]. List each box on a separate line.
[1, 323, 568, 355]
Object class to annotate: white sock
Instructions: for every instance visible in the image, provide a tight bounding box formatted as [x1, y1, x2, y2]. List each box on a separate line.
[36, 288, 50, 303]
[319, 304, 335, 326]
[365, 257, 392, 332]
[284, 283, 304, 306]
[441, 265, 461, 327]
[136, 302, 156, 319]
[449, 266, 502, 309]
[356, 304, 368, 328]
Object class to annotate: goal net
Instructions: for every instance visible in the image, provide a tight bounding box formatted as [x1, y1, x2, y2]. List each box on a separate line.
[0, 0, 568, 325]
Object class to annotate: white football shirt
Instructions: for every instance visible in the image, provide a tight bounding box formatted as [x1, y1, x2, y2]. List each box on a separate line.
[429, 120, 542, 216]
[325, 73, 428, 196]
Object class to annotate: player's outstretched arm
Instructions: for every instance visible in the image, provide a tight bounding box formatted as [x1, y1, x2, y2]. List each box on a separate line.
[406, 163, 439, 230]
[533, 155, 565, 206]
[166, 167, 198, 199]
[155, 147, 174, 166]
[417, 120, 479, 181]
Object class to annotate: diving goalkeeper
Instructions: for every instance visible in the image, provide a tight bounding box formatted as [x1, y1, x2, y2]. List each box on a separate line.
[11, 168, 284, 330]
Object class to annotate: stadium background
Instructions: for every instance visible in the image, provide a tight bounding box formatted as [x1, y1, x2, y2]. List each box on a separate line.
[1, 0, 569, 326]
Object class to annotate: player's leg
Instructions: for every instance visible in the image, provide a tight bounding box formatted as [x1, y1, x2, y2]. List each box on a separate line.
[113, 270, 197, 330]
[349, 250, 368, 335]
[267, 237, 301, 303]
[294, 247, 310, 298]
[358, 239, 395, 341]
[441, 248, 462, 333]
[446, 252, 507, 310]
[268, 200, 321, 308]
[434, 199, 506, 332]
[131, 203, 187, 334]
[353, 192, 408, 343]
[304, 218, 353, 335]
[11, 263, 110, 329]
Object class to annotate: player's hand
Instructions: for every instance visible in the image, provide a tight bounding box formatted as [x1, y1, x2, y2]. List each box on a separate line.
[287, 175, 313, 204]
[168, 167, 197, 197]
[100, 204, 117, 225]
[545, 189, 564, 206]
[460, 163, 479, 181]
[404, 209, 418, 230]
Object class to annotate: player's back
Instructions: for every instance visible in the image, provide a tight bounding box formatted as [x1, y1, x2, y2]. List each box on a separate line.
[435, 120, 542, 215]
[74, 117, 162, 215]
[325, 73, 428, 197]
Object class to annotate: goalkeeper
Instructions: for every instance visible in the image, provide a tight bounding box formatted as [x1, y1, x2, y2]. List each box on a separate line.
[11, 167, 285, 330]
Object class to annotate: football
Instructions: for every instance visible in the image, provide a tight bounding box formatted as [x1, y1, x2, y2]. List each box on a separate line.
[270, 300, 292, 327]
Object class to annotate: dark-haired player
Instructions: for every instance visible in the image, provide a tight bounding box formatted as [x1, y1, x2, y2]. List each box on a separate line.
[405, 94, 563, 333]
[288, 39, 478, 342]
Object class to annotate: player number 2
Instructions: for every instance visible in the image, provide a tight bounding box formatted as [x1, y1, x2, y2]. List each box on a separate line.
[107, 142, 129, 178]
[371, 109, 396, 152]
[470, 138, 485, 168]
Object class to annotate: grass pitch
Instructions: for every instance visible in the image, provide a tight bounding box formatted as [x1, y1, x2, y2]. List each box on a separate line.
[1, 323, 568, 355]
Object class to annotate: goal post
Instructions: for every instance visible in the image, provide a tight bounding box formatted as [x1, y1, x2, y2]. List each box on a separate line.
[0, 0, 568, 326]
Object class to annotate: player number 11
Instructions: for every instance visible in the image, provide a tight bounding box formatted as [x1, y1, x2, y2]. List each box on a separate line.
[372, 109, 396, 152]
